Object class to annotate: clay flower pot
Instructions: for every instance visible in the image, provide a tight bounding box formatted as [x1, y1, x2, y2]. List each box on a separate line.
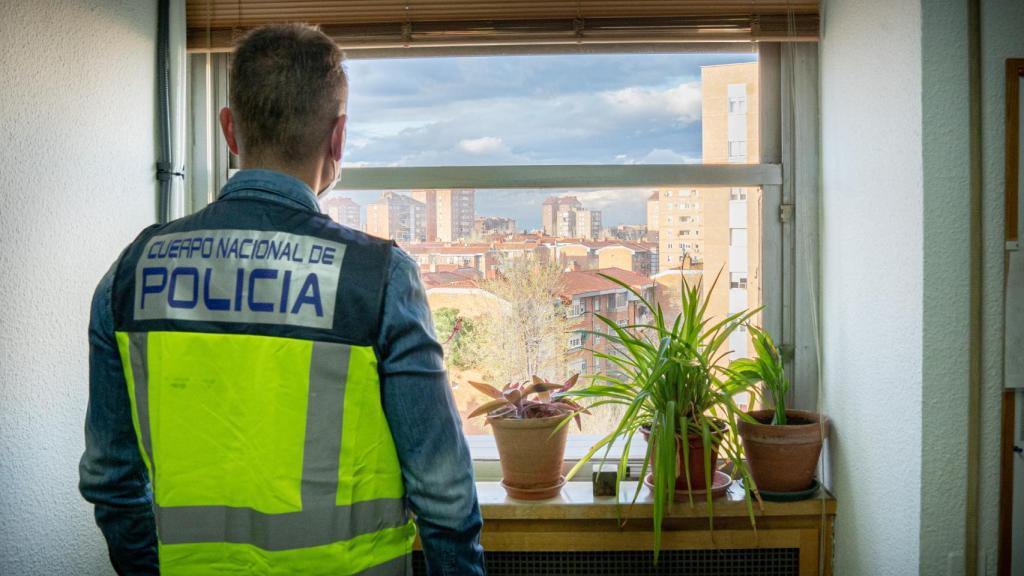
[489, 413, 569, 500]
[738, 409, 829, 493]
[641, 421, 726, 492]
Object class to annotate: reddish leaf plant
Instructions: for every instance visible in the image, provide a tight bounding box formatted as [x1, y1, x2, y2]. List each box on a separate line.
[467, 374, 588, 429]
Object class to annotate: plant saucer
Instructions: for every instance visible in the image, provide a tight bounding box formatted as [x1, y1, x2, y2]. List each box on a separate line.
[501, 475, 566, 500]
[740, 478, 821, 502]
[644, 470, 732, 500]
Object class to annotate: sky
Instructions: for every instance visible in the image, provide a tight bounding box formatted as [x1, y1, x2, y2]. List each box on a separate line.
[330, 51, 757, 230]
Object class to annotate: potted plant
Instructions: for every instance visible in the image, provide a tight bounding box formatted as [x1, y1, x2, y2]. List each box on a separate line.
[566, 272, 761, 560]
[467, 374, 585, 500]
[731, 326, 829, 497]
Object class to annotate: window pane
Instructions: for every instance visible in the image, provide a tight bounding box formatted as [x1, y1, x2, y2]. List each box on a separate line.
[343, 53, 758, 167]
[321, 186, 762, 436]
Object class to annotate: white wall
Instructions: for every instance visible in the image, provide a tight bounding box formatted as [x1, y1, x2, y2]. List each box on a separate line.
[819, 0, 923, 574]
[822, 1, 1014, 574]
[0, 1, 157, 574]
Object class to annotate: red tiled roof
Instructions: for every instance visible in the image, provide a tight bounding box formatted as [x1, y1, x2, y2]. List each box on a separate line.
[560, 267, 653, 297]
[422, 270, 479, 289]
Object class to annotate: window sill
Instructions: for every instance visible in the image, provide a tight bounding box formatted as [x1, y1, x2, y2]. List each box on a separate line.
[474, 480, 836, 521]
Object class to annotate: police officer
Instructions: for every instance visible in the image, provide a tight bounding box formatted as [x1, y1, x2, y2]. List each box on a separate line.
[79, 23, 485, 575]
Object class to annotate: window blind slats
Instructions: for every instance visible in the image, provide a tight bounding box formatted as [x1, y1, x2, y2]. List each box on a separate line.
[187, 0, 818, 51]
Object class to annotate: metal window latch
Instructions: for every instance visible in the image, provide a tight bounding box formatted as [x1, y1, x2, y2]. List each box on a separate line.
[779, 204, 794, 223]
[1014, 445, 1023, 455]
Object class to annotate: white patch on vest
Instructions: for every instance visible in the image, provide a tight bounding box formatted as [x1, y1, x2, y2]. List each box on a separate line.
[133, 229, 346, 329]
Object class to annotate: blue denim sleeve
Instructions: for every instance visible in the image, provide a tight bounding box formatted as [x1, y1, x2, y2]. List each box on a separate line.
[78, 263, 159, 575]
[377, 249, 485, 576]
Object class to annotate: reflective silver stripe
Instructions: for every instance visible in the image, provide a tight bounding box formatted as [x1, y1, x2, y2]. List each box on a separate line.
[154, 499, 408, 550]
[355, 553, 411, 576]
[127, 332, 154, 476]
[124, 333, 408, 551]
[302, 341, 349, 508]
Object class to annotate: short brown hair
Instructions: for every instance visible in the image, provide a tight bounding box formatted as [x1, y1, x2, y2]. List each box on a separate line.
[229, 24, 347, 164]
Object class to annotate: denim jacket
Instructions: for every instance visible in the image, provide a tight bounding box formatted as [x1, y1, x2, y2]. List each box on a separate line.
[79, 169, 485, 575]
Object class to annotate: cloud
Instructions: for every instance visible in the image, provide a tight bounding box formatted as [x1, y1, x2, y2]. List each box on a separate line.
[601, 82, 702, 124]
[458, 136, 506, 155]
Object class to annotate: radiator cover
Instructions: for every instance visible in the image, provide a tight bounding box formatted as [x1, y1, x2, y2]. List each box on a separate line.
[413, 548, 800, 575]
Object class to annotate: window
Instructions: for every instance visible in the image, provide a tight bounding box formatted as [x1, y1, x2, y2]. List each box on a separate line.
[730, 273, 748, 289]
[570, 300, 585, 318]
[188, 48, 800, 449]
[728, 140, 748, 158]
[568, 333, 583, 350]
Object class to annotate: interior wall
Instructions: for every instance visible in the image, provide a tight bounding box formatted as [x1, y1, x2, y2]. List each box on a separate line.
[819, 0, 924, 574]
[0, 1, 157, 574]
[978, 1, 1023, 573]
[919, 0, 973, 572]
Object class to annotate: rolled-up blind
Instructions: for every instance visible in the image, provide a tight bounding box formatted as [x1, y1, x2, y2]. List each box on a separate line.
[186, 0, 818, 52]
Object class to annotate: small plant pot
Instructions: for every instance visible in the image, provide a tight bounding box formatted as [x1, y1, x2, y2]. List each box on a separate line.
[489, 413, 570, 500]
[738, 409, 829, 493]
[641, 421, 726, 492]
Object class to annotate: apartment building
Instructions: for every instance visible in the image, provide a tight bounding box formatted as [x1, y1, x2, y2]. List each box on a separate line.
[474, 215, 517, 237]
[649, 61, 761, 357]
[560, 268, 655, 377]
[411, 189, 476, 242]
[319, 196, 361, 230]
[365, 191, 427, 243]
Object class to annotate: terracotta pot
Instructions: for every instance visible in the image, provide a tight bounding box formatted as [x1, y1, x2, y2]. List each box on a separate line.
[738, 409, 829, 493]
[489, 413, 569, 500]
[641, 421, 725, 492]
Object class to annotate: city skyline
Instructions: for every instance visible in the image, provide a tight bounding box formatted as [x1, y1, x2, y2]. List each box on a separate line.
[328, 51, 758, 230]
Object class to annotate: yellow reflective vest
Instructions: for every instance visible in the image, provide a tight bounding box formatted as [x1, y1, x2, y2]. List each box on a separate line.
[111, 198, 415, 575]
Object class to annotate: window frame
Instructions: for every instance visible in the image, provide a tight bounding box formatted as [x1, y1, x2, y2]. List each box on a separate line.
[187, 43, 820, 478]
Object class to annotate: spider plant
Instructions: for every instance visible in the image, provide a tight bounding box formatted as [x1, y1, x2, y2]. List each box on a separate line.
[729, 325, 789, 425]
[565, 270, 762, 562]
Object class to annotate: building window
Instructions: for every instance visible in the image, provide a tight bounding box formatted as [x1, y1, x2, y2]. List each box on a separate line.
[567, 333, 583, 349]
[730, 273, 748, 289]
[730, 188, 747, 201]
[728, 141, 748, 158]
[570, 301, 584, 318]
[616, 292, 628, 309]
[594, 296, 601, 312]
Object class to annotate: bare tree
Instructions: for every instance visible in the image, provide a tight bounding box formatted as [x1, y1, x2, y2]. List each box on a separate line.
[478, 257, 571, 384]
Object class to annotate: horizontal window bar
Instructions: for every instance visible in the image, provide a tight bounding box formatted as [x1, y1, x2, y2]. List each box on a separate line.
[336, 164, 782, 191]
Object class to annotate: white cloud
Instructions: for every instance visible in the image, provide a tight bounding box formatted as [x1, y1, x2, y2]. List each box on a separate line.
[458, 136, 506, 155]
[601, 82, 702, 124]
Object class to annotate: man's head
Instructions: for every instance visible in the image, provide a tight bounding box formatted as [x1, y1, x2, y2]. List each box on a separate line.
[219, 24, 347, 194]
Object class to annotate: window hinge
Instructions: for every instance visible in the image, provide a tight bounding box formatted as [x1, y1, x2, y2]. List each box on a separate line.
[779, 204, 794, 223]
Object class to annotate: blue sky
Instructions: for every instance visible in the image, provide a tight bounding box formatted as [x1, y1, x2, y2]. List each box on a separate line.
[333, 52, 757, 230]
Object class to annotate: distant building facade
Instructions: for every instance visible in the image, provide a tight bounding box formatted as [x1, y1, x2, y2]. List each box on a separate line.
[366, 191, 426, 243]
[320, 196, 361, 230]
[474, 215, 517, 237]
[412, 189, 476, 242]
[648, 61, 761, 357]
[541, 196, 602, 239]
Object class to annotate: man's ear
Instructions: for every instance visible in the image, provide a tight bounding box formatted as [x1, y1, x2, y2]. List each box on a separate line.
[329, 114, 347, 162]
[219, 107, 240, 156]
